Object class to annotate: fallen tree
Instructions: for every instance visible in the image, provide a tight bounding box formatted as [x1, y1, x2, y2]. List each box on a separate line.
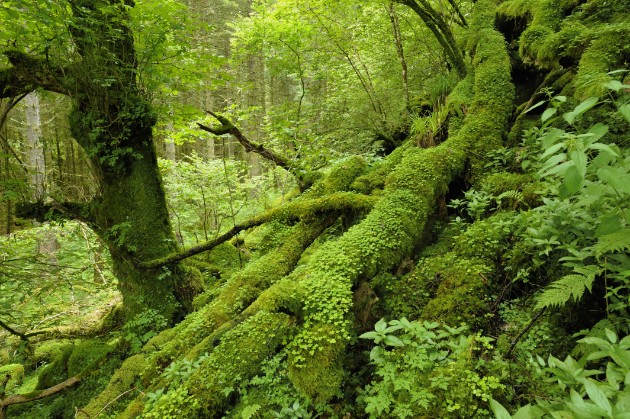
[75, 1, 515, 416]
[4, 0, 629, 417]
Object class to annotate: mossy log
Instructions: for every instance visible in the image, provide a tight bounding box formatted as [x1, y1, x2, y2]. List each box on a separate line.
[79, 157, 372, 416]
[78, 2, 515, 416]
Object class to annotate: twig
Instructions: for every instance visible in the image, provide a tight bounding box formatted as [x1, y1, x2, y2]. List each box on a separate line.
[506, 307, 547, 357]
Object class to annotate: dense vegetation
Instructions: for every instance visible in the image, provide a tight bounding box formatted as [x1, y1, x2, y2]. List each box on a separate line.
[0, 0, 629, 417]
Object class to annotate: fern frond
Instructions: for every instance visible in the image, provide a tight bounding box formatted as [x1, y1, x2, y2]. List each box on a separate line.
[594, 228, 630, 258]
[535, 274, 595, 309]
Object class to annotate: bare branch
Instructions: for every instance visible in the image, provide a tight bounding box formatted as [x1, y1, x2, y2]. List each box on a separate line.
[197, 112, 311, 182]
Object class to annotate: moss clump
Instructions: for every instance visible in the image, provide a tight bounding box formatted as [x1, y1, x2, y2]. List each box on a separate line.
[480, 172, 533, 196]
[142, 311, 293, 418]
[66, 340, 113, 377]
[302, 156, 368, 198]
[420, 255, 492, 326]
[574, 27, 630, 98]
[31, 340, 74, 367]
[0, 364, 24, 393]
[452, 213, 516, 259]
[78, 354, 147, 418]
[36, 343, 74, 389]
[350, 142, 410, 194]
[243, 220, 293, 256]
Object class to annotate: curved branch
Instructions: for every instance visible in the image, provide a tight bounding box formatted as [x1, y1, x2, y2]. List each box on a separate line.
[201, 116, 286, 164]
[0, 318, 27, 341]
[197, 112, 316, 189]
[139, 192, 376, 268]
[0, 50, 69, 98]
[397, 0, 467, 78]
[446, 0, 468, 28]
[15, 201, 95, 225]
[1, 376, 80, 411]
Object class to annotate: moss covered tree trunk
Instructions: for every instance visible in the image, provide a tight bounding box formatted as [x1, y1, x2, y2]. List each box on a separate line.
[67, 0, 203, 322]
[1, 0, 203, 323]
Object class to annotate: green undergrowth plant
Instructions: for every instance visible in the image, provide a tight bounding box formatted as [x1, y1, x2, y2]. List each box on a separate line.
[491, 329, 630, 418]
[359, 318, 503, 418]
[0, 221, 118, 360]
[226, 350, 331, 418]
[514, 87, 630, 321]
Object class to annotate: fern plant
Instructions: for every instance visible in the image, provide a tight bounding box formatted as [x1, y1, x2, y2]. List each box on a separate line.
[519, 88, 630, 315]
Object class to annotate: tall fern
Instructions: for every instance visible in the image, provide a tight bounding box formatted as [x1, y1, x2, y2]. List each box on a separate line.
[535, 274, 597, 310]
[594, 228, 630, 258]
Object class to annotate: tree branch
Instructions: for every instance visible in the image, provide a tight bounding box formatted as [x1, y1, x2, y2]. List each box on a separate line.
[15, 201, 94, 225]
[446, 0, 468, 28]
[0, 50, 69, 98]
[0, 318, 28, 341]
[197, 112, 314, 190]
[139, 192, 376, 268]
[0, 340, 112, 418]
[397, 0, 467, 78]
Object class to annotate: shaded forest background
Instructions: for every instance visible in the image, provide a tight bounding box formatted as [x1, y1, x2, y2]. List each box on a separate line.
[1, 0, 629, 417]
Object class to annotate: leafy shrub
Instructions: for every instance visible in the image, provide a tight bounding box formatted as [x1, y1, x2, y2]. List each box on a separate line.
[359, 318, 503, 418]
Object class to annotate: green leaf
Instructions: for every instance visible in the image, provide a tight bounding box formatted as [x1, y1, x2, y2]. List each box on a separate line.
[383, 335, 405, 347]
[605, 329, 618, 344]
[525, 100, 547, 114]
[569, 150, 587, 177]
[596, 214, 623, 237]
[603, 80, 628, 92]
[589, 143, 619, 157]
[541, 142, 566, 160]
[619, 104, 630, 124]
[541, 107, 557, 123]
[360, 331, 379, 340]
[383, 324, 404, 334]
[563, 97, 599, 124]
[583, 379, 613, 417]
[541, 128, 565, 149]
[513, 404, 543, 419]
[536, 274, 595, 309]
[489, 398, 512, 419]
[559, 164, 583, 198]
[594, 229, 630, 257]
[374, 318, 387, 333]
[369, 346, 384, 362]
[586, 123, 609, 144]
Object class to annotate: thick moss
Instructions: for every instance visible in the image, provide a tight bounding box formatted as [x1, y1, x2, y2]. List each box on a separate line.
[78, 354, 147, 418]
[141, 311, 293, 418]
[380, 212, 514, 325]
[0, 364, 24, 394]
[420, 254, 492, 326]
[574, 26, 630, 98]
[36, 344, 74, 389]
[66, 340, 113, 377]
[31, 340, 74, 368]
[350, 142, 410, 194]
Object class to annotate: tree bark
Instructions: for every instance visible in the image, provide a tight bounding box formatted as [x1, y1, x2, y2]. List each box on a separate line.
[1, 0, 204, 323]
[24, 92, 46, 201]
[397, 0, 467, 78]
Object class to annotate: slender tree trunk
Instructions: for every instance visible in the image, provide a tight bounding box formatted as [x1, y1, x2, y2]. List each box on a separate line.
[388, 3, 411, 111]
[24, 92, 45, 201]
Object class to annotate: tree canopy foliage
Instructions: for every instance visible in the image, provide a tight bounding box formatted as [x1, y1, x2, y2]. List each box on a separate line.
[1, 0, 629, 417]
